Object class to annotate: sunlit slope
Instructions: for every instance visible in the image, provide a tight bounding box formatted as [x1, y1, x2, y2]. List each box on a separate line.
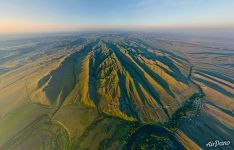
[32, 38, 197, 122]
[0, 36, 87, 117]
[193, 70, 234, 112]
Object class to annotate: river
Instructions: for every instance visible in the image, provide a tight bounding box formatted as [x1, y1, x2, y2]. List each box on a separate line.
[126, 125, 185, 150]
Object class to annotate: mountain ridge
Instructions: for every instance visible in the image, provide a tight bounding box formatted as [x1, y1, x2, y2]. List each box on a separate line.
[31, 36, 198, 123]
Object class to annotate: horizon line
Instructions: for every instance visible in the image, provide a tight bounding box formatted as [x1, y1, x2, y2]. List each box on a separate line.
[1, 21, 234, 34]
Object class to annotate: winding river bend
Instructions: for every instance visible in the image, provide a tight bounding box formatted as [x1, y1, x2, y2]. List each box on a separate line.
[126, 125, 185, 150]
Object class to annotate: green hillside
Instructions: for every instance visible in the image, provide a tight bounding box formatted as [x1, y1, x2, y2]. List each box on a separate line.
[32, 36, 197, 123]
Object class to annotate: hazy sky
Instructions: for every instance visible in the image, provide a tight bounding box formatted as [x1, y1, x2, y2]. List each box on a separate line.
[0, 0, 234, 33]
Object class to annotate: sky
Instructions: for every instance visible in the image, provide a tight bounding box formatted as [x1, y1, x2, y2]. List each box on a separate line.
[0, 0, 234, 33]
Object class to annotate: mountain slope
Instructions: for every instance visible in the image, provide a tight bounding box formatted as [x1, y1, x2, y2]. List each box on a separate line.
[32, 36, 198, 123]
